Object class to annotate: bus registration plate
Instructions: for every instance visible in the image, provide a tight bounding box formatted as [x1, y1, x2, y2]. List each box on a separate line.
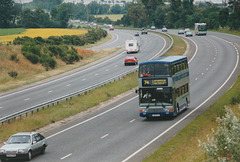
[152, 114, 160, 117]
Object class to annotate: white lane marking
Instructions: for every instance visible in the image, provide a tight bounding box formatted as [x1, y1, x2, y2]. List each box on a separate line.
[0, 50, 126, 99]
[24, 98, 30, 101]
[101, 134, 109, 139]
[95, 73, 99, 76]
[46, 96, 138, 139]
[195, 78, 198, 80]
[61, 153, 72, 160]
[129, 119, 135, 123]
[66, 84, 71, 87]
[201, 73, 204, 75]
[206, 68, 208, 71]
[122, 37, 239, 162]
[48, 91, 53, 93]
[82, 78, 86, 81]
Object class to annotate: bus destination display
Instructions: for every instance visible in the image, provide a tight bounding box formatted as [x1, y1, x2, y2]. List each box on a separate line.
[142, 78, 168, 86]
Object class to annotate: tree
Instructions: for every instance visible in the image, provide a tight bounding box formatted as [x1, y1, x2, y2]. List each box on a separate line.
[153, 6, 166, 28]
[21, 7, 51, 28]
[51, 3, 74, 28]
[110, 4, 122, 14]
[126, 4, 148, 27]
[0, 0, 19, 27]
[219, 8, 229, 28]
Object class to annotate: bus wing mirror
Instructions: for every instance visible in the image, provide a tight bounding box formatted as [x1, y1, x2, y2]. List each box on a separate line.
[135, 89, 139, 93]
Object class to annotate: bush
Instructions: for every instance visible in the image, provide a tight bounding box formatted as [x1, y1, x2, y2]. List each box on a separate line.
[199, 106, 240, 161]
[13, 36, 33, 45]
[10, 54, 19, 62]
[24, 52, 40, 64]
[40, 54, 57, 70]
[231, 93, 240, 105]
[8, 71, 18, 78]
[22, 42, 41, 56]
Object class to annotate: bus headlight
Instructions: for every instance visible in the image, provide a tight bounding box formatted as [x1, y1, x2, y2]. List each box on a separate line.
[140, 108, 147, 113]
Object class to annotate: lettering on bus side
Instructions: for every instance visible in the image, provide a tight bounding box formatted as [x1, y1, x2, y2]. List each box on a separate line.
[142, 78, 168, 86]
[173, 72, 189, 83]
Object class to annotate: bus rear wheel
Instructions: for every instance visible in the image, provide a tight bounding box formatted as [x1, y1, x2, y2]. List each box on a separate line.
[174, 104, 179, 117]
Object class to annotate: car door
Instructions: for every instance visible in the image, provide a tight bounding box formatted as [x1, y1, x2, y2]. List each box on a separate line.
[31, 134, 42, 155]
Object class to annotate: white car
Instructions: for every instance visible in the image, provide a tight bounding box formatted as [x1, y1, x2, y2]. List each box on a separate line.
[162, 27, 167, 32]
[151, 26, 156, 30]
[0, 132, 48, 161]
[184, 28, 190, 33]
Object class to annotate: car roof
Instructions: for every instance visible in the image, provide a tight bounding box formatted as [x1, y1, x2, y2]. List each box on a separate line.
[12, 132, 38, 136]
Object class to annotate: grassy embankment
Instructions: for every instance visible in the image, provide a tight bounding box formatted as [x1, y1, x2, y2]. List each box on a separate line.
[0, 32, 181, 142]
[0, 28, 118, 92]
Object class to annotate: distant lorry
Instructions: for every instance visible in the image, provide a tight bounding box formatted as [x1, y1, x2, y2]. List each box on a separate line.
[125, 39, 140, 54]
[194, 23, 207, 36]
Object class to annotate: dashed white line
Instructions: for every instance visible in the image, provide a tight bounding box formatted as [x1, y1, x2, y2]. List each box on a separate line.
[95, 73, 99, 76]
[101, 134, 109, 139]
[129, 119, 135, 123]
[195, 78, 198, 81]
[82, 78, 86, 81]
[66, 84, 71, 87]
[61, 153, 72, 160]
[48, 91, 53, 93]
[24, 98, 30, 101]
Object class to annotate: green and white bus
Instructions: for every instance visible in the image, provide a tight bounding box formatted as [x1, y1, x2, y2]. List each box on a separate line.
[138, 56, 190, 118]
[194, 23, 207, 36]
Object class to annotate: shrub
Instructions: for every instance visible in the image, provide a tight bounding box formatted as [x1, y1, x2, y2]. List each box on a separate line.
[199, 106, 240, 161]
[46, 36, 63, 45]
[231, 93, 240, 105]
[8, 71, 18, 78]
[40, 54, 57, 70]
[34, 36, 45, 45]
[10, 54, 19, 62]
[13, 36, 33, 45]
[24, 52, 40, 64]
[22, 42, 41, 56]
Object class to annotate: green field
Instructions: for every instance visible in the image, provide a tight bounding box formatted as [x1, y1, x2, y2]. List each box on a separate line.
[0, 28, 26, 36]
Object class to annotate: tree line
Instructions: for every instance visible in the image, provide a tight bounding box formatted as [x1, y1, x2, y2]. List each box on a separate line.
[0, 0, 129, 28]
[0, 0, 239, 30]
[120, 0, 240, 30]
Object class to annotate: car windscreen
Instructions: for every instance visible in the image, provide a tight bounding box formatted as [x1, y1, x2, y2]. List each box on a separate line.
[7, 135, 31, 144]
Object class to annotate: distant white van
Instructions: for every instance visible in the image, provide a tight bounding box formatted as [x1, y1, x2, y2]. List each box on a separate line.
[125, 39, 140, 54]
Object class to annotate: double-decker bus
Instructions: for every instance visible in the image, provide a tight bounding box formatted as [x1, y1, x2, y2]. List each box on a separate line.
[194, 23, 207, 36]
[138, 56, 190, 118]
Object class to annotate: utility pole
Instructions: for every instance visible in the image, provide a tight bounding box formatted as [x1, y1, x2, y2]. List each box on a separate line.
[87, 4, 89, 32]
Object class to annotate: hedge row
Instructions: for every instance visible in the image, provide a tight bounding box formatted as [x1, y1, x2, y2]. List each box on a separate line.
[13, 28, 107, 70]
[13, 28, 107, 46]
